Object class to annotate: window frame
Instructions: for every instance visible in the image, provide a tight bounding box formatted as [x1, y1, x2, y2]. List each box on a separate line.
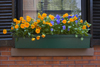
[17, 0, 87, 21]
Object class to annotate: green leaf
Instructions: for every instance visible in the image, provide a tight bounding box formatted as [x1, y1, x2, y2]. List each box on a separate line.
[58, 27, 60, 29]
[81, 37, 84, 41]
[61, 30, 63, 32]
[82, 31, 84, 33]
[68, 26, 71, 28]
[74, 28, 77, 30]
[75, 35, 78, 38]
[28, 33, 31, 36]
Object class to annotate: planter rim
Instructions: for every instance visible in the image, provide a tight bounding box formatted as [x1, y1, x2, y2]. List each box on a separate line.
[14, 34, 92, 38]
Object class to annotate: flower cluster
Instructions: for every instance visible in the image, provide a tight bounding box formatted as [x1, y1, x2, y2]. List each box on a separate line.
[3, 13, 91, 41]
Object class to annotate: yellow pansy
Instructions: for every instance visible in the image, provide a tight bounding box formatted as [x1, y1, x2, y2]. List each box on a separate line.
[69, 18, 74, 22]
[43, 21, 46, 24]
[20, 17, 23, 21]
[35, 28, 40, 34]
[37, 19, 40, 23]
[80, 19, 83, 23]
[40, 16, 44, 20]
[36, 36, 40, 40]
[68, 21, 70, 23]
[82, 25, 86, 29]
[38, 15, 41, 18]
[31, 24, 35, 29]
[42, 13, 47, 18]
[41, 34, 45, 38]
[87, 24, 90, 27]
[25, 22, 30, 28]
[31, 38, 35, 41]
[3, 29, 7, 34]
[15, 25, 19, 29]
[20, 24, 25, 29]
[16, 20, 20, 24]
[11, 26, 13, 30]
[63, 13, 68, 18]
[49, 15, 55, 20]
[62, 20, 66, 24]
[13, 18, 17, 22]
[22, 19, 26, 23]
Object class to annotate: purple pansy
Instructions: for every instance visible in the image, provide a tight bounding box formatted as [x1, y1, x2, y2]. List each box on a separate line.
[75, 14, 78, 17]
[72, 15, 75, 17]
[68, 15, 72, 19]
[56, 19, 60, 24]
[68, 28, 70, 31]
[50, 21, 54, 25]
[61, 18, 64, 21]
[51, 28, 53, 31]
[78, 18, 80, 20]
[75, 20, 78, 24]
[62, 25, 66, 30]
[55, 14, 60, 20]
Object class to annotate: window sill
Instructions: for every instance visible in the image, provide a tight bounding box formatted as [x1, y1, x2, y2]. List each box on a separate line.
[11, 48, 94, 56]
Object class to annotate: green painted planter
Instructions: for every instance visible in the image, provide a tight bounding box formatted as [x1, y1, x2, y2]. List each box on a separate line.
[15, 35, 91, 48]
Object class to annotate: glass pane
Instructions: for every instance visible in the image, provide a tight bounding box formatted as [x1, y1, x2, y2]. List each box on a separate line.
[23, 0, 81, 19]
[23, 0, 39, 19]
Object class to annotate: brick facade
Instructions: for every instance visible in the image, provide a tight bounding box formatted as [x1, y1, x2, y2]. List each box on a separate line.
[0, 45, 99, 67]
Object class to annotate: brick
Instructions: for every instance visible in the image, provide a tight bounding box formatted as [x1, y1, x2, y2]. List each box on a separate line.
[94, 46, 97, 50]
[24, 65, 37, 67]
[31, 61, 44, 64]
[2, 61, 15, 64]
[46, 61, 60, 64]
[9, 65, 23, 67]
[16, 61, 30, 64]
[75, 61, 89, 64]
[61, 61, 74, 64]
[68, 57, 82, 60]
[97, 56, 100, 59]
[38, 65, 52, 67]
[94, 52, 100, 55]
[9, 57, 23, 60]
[90, 61, 100, 64]
[1, 52, 11, 56]
[83, 56, 96, 60]
[8, 48, 11, 51]
[94, 45, 100, 50]
[0, 65, 8, 67]
[53, 57, 67, 60]
[24, 57, 37, 60]
[38, 57, 52, 60]
[53, 65, 67, 67]
[68, 65, 81, 67]
[0, 57, 8, 60]
[0, 47, 8, 51]
[97, 65, 100, 67]
[83, 65, 96, 67]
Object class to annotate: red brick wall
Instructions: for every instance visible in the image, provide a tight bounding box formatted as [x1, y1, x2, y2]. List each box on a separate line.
[0, 45, 100, 67]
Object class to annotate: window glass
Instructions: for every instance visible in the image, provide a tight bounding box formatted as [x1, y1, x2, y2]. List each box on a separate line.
[23, 0, 81, 19]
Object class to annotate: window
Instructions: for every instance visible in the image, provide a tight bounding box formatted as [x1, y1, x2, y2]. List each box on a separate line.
[23, 0, 82, 19]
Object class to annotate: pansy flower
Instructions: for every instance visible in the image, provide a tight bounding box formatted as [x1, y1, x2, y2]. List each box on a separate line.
[50, 21, 54, 25]
[68, 28, 70, 31]
[61, 18, 64, 21]
[68, 15, 72, 19]
[55, 14, 61, 20]
[75, 20, 78, 24]
[51, 28, 53, 31]
[62, 25, 66, 30]
[56, 20, 60, 24]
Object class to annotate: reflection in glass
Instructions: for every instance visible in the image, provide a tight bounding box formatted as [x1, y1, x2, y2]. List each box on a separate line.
[23, 0, 81, 19]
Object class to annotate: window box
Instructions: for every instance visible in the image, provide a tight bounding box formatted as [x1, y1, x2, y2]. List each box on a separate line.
[15, 34, 91, 48]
